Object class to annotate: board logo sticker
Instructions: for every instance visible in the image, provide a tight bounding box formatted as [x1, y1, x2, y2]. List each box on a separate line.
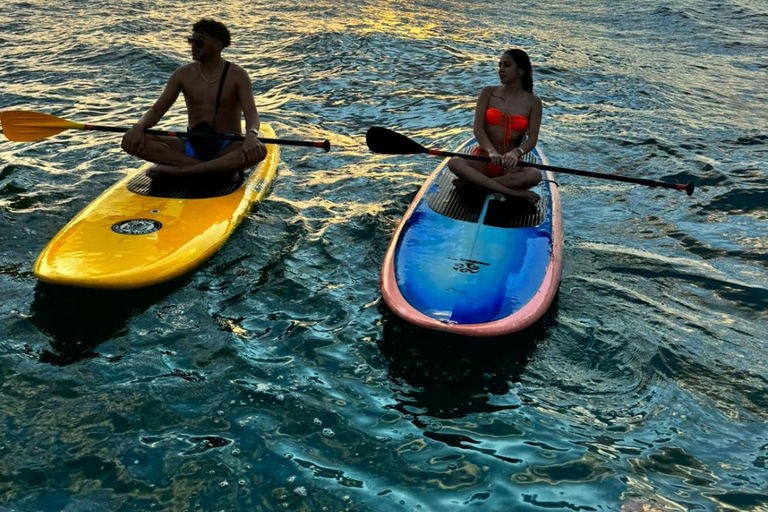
[111, 219, 162, 235]
[249, 178, 266, 194]
[451, 259, 490, 274]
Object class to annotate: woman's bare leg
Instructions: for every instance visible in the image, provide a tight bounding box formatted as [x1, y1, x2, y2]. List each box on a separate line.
[494, 166, 542, 190]
[448, 157, 539, 203]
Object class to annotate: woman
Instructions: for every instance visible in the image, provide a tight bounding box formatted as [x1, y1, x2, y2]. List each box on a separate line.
[448, 49, 542, 204]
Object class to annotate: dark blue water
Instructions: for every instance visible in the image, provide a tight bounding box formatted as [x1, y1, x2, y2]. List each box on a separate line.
[1, 0, 766, 510]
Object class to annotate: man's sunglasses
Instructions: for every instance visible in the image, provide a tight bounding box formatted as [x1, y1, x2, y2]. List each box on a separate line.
[187, 37, 207, 49]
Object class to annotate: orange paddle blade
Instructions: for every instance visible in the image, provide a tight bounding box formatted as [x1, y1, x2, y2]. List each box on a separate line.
[0, 110, 85, 142]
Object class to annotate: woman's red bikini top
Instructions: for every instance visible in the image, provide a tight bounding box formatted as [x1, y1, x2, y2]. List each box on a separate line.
[485, 108, 528, 152]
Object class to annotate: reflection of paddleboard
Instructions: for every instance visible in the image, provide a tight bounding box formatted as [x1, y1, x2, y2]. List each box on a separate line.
[34, 123, 279, 289]
[381, 136, 563, 337]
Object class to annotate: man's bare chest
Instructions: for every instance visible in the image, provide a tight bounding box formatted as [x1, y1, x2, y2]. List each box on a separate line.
[182, 79, 238, 108]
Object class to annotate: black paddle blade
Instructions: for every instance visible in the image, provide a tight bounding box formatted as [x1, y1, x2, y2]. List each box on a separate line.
[366, 127, 428, 155]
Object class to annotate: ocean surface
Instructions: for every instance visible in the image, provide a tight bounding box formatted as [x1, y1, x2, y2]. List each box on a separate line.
[1, 0, 766, 510]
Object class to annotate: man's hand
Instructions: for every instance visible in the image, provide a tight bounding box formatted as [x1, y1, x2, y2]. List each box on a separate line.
[121, 124, 146, 155]
[242, 131, 267, 165]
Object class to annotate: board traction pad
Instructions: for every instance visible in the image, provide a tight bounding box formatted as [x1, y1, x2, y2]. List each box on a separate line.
[426, 144, 547, 228]
[127, 172, 245, 199]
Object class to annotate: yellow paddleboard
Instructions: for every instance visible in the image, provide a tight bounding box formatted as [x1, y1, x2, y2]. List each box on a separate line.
[34, 123, 279, 289]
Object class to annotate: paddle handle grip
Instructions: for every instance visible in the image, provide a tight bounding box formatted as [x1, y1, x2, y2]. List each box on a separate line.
[82, 124, 331, 152]
[428, 149, 695, 196]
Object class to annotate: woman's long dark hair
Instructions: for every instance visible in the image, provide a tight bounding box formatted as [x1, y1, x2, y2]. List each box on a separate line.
[504, 49, 533, 93]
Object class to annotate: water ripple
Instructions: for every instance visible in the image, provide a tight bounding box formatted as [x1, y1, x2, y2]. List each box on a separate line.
[1, 0, 766, 510]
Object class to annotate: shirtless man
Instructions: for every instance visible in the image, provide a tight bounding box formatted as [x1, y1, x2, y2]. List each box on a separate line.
[121, 18, 266, 180]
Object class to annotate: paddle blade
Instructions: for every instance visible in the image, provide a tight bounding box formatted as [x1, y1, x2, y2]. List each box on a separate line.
[366, 127, 427, 155]
[0, 110, 85, 142]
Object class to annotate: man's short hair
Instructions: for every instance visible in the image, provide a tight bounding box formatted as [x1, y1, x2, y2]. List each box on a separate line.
[193, 18, 231, 47]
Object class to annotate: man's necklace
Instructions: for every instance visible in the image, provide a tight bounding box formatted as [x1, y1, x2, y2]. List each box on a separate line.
[198, 61, 224, 83]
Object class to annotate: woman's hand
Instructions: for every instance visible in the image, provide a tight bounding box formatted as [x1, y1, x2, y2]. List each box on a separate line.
[502, 148, 524, 170]
[488, 149, 504, 170]
[121, 124, 146, 155]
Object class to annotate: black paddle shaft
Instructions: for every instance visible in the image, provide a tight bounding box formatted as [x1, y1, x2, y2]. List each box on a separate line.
[432, 148, 694, 194]
[84, 124, 331, 151]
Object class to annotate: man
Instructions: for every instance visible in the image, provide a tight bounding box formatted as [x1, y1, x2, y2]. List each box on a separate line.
[121, 18, 266, 181]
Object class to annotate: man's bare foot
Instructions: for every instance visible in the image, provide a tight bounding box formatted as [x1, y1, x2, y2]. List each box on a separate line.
[452, 178, 467, 189]
[146, 164, 184, 179]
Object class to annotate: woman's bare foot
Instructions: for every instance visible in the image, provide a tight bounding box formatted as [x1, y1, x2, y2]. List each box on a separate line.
[505, 189, 540, 204]
[452, 178, 467, 189]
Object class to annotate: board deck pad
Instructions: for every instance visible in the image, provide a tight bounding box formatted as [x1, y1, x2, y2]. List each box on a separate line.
[426, 145, 547, 228]
[484, 194, 547, 228]
[426, 171, 482, 222]
[127, 172, 245, 199]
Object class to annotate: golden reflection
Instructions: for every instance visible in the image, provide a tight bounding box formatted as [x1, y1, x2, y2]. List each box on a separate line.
[621, 475, 691, 511]
[359, 3, 439, 40]
[620, 500, 679, 512]
[425, 460, 484, 490]
[297, 162, 423, 187]
[273, 195, 386, 240]
[217, 317, 249, 338]
[396, 437, 427, 455]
